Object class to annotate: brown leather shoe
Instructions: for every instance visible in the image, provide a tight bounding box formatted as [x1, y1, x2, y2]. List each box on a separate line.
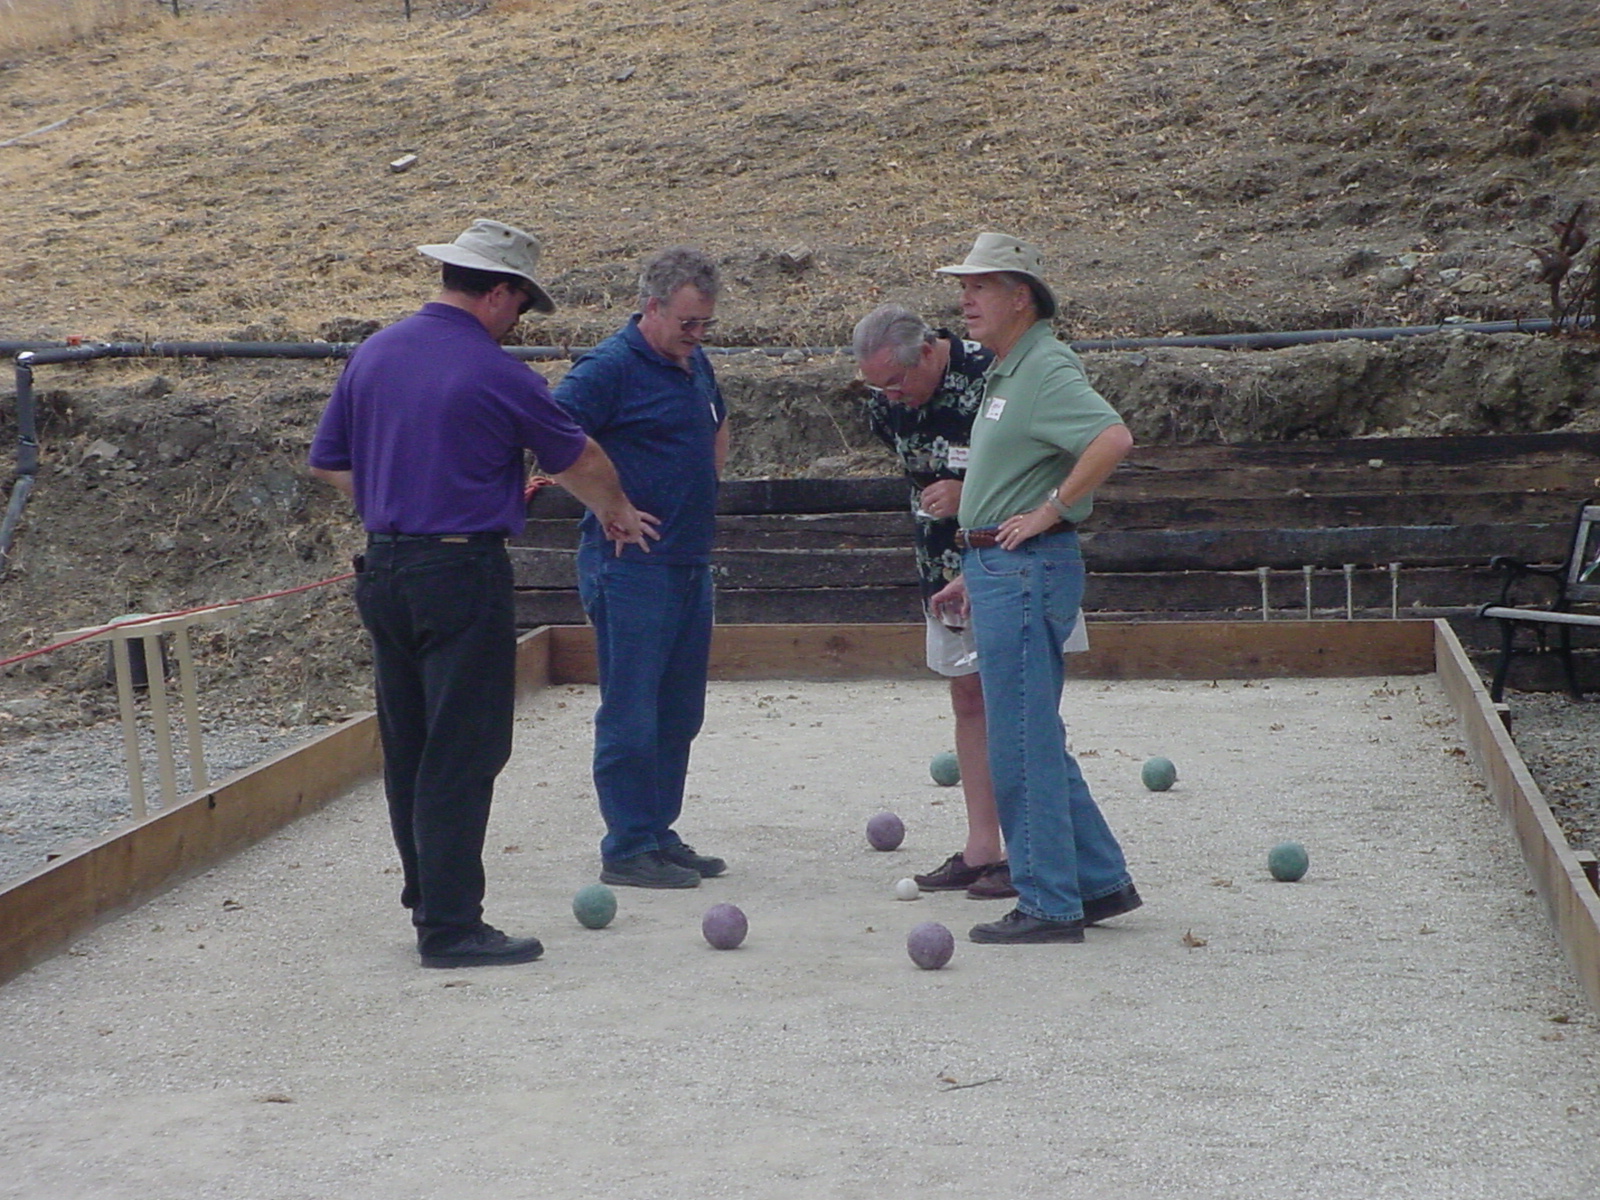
[966, 861, 1018, 900]
[914, 852, 989, 891]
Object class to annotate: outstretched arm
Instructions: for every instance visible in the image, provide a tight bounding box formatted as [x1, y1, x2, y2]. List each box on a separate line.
[552, 437, 661, 554]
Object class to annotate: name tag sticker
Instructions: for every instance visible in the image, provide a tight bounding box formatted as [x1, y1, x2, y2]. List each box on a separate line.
[946, 445, 969, 468]
[984, 396, 1008, 420]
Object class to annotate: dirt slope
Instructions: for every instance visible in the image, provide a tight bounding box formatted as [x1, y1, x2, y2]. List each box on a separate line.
[1, 0, 1598, 745]
[0, 0, 1596, 346]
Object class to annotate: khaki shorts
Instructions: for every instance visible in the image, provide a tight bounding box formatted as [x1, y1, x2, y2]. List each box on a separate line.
[924, 610, 1089, 677]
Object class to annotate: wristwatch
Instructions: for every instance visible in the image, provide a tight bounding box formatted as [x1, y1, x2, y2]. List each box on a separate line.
[1044, 491, 1074, 522]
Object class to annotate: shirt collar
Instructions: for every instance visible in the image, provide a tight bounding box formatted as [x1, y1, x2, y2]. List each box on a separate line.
[418, 301, 496, 340]
[985, 320, 1054, 378]
[621, 313, 697, 373]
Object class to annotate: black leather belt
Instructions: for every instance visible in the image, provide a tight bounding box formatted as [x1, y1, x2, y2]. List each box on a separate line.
[367, 532, 504, 545]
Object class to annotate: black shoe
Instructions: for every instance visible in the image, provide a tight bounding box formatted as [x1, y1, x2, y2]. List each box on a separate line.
[969, 908, 1085, 944]
[419, 925, 544, 968]
[660, 842, 727, 878]
[1083, 882, 1143, 925]
[600, 849, 701, 889]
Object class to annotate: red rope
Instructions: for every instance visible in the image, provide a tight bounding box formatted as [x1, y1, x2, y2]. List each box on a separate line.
[0, 571, 356, 670]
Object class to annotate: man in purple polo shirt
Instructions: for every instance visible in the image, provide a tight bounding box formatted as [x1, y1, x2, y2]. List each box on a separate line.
[310, 219, 654, 968]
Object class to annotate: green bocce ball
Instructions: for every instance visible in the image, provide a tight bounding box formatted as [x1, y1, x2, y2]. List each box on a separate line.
[1268, 841, 1310, 883]
[1141, 756, 1177, 792]
[930, 751, 961, 787]
[572, 883, 618, 929]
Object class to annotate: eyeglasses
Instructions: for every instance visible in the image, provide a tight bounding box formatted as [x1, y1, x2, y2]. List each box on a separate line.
[678, 317, 718, 333]
[514, 287, 539, 316]
[872, 366, 911, 395]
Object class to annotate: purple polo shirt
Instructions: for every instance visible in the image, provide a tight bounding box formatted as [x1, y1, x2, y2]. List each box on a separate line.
[309, 303, 587, 535]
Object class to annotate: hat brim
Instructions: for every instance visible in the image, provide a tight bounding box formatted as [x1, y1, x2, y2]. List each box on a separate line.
[934, 263, 1058, 320]
[419, 243, 556, 313]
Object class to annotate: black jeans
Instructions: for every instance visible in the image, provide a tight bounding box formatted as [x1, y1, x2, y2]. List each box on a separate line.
[355, 538, 515, 948]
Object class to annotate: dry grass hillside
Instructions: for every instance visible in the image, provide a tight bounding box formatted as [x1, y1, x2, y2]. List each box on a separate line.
[1, 0, 1596, 345]
[1, 0, 1599, 740]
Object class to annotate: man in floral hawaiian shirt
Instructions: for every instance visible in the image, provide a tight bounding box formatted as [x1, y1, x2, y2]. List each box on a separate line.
[852, 304, 1019, 899]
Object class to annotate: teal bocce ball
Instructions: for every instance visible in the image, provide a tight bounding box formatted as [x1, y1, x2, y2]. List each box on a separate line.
[1268, 841, 1310, 882]
[930, 751, 961, 787]
[572, 883, 618, 929]
[1141, 756, 1178, 792]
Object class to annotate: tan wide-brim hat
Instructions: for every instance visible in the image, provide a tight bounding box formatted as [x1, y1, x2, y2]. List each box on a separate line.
[419, 219, 556, 313]
[934, 231, 1058, 319]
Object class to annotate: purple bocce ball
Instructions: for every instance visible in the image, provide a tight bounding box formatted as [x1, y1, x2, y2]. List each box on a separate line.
[866, 811, 905, 852]
[907, 921, 955, 970]
[701, 902, 748, 950]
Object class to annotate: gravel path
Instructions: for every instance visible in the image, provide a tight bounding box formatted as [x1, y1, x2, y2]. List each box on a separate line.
[4, 681, 1596, 888]
[1497, 689, 1600, 856]
[1, 676, 1597, 1200]
[0, 718, 315, 883]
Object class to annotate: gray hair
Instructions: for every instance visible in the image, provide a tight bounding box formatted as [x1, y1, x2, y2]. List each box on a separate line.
[638, 246, 720, 305]
[1007, 272, 1056, 320]
[851, 304, 935, 367]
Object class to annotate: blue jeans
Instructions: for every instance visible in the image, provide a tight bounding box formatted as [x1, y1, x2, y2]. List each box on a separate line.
[964, 528, 1132, 921]
[355, 538, 515, 947]
[577, 547, 714, 862]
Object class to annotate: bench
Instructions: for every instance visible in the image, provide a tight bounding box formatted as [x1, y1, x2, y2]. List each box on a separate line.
[1479, 499, 1600, 701]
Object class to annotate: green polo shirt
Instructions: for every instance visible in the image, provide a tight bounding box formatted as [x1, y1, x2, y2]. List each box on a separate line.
[957, 321, 1123, 530]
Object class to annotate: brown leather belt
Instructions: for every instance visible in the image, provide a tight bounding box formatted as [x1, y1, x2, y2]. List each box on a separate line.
[955, 528, 1001, 549]
[956, 523, 1074, 550]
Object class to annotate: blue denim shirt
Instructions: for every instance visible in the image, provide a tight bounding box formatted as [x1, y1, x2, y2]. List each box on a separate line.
[554, 316, 726, 564]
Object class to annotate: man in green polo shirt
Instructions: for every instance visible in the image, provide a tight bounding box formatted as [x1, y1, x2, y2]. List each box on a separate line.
[930, 231, 1143, 945]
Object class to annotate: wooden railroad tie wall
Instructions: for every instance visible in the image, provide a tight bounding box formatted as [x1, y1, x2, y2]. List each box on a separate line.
[515, 431, 1600, 690]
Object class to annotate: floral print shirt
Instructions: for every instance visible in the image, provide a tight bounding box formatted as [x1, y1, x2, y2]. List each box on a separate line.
[862, 332, 994, 600]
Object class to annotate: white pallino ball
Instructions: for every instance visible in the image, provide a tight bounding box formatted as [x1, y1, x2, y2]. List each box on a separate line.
[894, 877, 920, 901]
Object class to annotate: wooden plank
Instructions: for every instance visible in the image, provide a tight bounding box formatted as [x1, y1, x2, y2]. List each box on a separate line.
[0, 714, 382, 987]
[516, 512, 916, 552]
[523, 497, 1583, 549]
[546, 623, 933, 684]
[511, 546, 917, 590]
[1434, 619, 1600, 1012]
[1118, 430, 1600, 470]
[1064, 619, 1436, 680]
[1101, 461, 1600, 501]
[541, 619, 1435, 684]
[514, 585, 926, 629]
[515, 564, 1503, 628]
[513, 625, 554, 695]
[1082, 523, 1560, 571]
[1106, 490, 1591, 532]
[516, 539, 1523, 597]
[527, 476, 910, 519]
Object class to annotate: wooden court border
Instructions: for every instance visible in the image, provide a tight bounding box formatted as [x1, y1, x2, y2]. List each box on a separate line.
[2, 619, 1596, 1011]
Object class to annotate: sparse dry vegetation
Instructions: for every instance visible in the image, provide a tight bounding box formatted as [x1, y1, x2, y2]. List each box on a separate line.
[0, 0, 157, 55]
[1, 0, 1599, 738]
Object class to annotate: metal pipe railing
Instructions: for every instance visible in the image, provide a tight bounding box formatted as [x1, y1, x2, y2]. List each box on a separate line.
[3, 315, 1594, 578]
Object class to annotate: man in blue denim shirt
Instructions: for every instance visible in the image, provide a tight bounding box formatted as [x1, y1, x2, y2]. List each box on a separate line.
[555, 247, 730, 889]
